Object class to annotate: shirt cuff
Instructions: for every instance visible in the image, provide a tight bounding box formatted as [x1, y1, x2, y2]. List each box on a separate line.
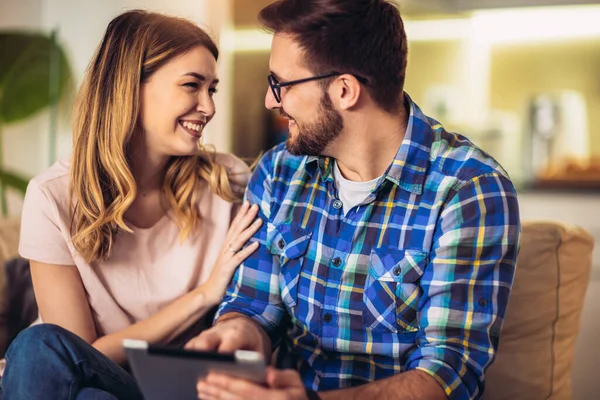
[215, 295, 286, 336]
[407, 357, 477, 400]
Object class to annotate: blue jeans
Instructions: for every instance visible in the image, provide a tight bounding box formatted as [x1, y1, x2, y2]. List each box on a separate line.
[0, 324, 143, 400]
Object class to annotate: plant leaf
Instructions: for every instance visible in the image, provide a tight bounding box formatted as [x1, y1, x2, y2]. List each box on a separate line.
[0, 168, 29, 195]
[0, 32, 71, 124]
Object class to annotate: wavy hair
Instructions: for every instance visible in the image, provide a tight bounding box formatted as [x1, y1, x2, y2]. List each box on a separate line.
[70, 10, 240, 263]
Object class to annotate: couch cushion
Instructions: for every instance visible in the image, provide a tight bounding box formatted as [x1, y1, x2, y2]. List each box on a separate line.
[0, 216, 22, 357]
[485, 221, 594, 400]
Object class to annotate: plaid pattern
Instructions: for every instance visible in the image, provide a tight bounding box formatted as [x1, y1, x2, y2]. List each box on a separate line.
[216, 95, 520, 399]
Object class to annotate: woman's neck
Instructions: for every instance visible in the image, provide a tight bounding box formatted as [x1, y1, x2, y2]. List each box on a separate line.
[129, 149, 169, 194]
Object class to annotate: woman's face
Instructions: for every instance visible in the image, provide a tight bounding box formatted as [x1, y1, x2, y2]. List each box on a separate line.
[139, 45, 218, 158]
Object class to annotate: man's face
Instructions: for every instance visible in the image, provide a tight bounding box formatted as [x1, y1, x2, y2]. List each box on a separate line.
[265, 34, 344, 156]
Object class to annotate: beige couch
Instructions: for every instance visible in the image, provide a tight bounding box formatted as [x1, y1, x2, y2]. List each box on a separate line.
[0, 219, 594, 399]
[486, 221, 594, 400]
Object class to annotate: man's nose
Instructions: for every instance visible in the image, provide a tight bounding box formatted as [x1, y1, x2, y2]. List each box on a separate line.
[265, 88, 280, 110]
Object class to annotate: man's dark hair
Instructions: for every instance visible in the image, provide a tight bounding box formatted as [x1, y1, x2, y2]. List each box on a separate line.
[259, 0, 408, 113]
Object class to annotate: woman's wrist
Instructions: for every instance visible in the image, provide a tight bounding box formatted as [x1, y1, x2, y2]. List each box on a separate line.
[193, 284, 220, 309]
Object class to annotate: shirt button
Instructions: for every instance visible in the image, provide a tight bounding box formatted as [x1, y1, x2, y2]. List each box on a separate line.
[278, 239, 286, 249]
[323, 313, 332, 323]
[478, 298, 488, 307]
[393, 266, 402, 276]
[332, 257, 342, 267]
[333, 199, 343, 209]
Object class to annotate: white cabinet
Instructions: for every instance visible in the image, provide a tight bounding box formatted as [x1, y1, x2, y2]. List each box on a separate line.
[400, 0, 600, 14]
[518, 191, 600, 268]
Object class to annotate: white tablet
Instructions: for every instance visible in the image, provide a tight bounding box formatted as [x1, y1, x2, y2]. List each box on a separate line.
[124, 339, 267, 400]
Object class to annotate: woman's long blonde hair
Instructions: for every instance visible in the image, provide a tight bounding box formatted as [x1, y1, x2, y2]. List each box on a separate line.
[70, 10, 240, 263]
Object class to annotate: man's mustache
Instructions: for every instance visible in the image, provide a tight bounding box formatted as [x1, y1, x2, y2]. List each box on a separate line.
[279, 109, 293, 120]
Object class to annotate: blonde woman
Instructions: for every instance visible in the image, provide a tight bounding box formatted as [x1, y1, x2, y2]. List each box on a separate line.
[0, 10, 260, 400]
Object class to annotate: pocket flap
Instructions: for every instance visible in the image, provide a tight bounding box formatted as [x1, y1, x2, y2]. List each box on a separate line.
[267, 223, 312, 259]
[369, 247, 427, 283]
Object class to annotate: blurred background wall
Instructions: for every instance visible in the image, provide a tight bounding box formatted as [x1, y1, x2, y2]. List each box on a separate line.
[1, 0, 599, 398]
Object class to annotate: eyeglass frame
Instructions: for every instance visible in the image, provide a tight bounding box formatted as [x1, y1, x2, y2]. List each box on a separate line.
[267, 72, 368, 103]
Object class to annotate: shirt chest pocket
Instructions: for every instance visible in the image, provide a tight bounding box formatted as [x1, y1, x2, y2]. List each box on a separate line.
[266, 223, 312, 309]
[363, 247, 427, 333]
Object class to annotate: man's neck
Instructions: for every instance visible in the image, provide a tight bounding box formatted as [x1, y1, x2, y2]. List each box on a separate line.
[327, 104, 408, 182]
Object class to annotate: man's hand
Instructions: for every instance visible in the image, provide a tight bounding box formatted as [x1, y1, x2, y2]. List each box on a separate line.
[197, 367, 308, 400]
[185, 314, 270, 356]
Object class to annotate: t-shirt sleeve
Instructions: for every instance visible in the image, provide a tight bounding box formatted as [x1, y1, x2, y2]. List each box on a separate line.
[18, 179, 75, 266]
[214, 152, 251, 201]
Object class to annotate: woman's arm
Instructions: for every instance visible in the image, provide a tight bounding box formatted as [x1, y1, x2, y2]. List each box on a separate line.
[31, 260, 216, 364]
[32, 202, 262, 365]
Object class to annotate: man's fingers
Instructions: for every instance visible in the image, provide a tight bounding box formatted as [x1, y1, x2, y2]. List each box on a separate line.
[217, 338, 249, 354]
[266, 367, 303, 390]
[185, 332, 222, 351]
[204, 373, 266, 400]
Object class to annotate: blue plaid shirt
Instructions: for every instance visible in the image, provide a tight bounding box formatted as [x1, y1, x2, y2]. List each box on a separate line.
[216, 96, 520, 399]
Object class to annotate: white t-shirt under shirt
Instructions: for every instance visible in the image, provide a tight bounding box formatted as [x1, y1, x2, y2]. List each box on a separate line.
[332, 160, 380, 215]
[18, 154, 249, 337]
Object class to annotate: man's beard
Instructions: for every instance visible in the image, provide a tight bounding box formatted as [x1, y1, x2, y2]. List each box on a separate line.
[284, 93, 343, 156]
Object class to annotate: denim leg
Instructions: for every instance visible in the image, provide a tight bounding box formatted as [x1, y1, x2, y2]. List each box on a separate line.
[1, 324, 142, 400]
[76, 388, 119, 400]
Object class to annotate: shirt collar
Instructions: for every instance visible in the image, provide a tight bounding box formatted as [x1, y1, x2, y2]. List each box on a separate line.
[305, 93, 434, 195]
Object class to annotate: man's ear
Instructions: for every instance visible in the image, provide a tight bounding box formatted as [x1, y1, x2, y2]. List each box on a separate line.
[332, 74, 362, 110]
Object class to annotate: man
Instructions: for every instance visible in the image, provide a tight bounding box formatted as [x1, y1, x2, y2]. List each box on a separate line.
[189, 1, 520, 399]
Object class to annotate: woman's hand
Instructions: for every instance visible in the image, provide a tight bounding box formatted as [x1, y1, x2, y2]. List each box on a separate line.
[201, 201, 262, 306]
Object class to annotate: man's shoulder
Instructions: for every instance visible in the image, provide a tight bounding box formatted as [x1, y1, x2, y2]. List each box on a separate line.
[256, 143, 311, 177]
[428, 125, 512, 186]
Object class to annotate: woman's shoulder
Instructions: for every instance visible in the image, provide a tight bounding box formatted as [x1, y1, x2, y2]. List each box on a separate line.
[212, 152, 251, 176]
[21, 158, 72, 232]
[27, 158, 71, 201]
[211, 152, 251, 197]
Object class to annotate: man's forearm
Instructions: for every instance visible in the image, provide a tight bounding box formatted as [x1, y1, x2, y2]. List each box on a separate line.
[318, 370, 447, 400]
[215, 312, 273, 361]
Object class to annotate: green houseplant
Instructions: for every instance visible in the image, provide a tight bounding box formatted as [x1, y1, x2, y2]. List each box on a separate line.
[0, 30, 72, 215]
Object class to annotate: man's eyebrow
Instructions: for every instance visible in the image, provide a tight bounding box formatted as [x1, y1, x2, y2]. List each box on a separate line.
[182, 72, 219, 84]
[269, 71, 284, 81]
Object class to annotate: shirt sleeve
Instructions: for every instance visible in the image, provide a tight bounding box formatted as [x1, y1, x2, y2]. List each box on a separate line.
[405, 172, 521, 400]
[215, 150, 287, 335]
[18, 179, 75, 266]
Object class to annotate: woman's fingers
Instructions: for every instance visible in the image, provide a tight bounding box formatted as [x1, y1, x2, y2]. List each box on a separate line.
[225, 201, 251, 237]
[225, 203, 259, 243]
[229, 241, 259, 267]
[229, 218, 262, 253]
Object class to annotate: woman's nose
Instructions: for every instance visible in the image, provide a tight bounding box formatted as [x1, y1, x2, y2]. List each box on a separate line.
[196, 94, 216, 118]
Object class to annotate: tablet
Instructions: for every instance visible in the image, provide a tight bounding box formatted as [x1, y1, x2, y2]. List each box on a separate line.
[124, 339, 267, 400]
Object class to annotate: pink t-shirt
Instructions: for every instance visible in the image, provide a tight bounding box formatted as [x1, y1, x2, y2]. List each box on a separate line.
[18, 154, 250, 336]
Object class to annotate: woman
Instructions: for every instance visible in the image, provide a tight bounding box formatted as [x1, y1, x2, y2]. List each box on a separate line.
[0, 10, 260, 400]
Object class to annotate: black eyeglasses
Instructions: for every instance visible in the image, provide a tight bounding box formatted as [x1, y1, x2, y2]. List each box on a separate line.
[267, 72, 368, 103]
